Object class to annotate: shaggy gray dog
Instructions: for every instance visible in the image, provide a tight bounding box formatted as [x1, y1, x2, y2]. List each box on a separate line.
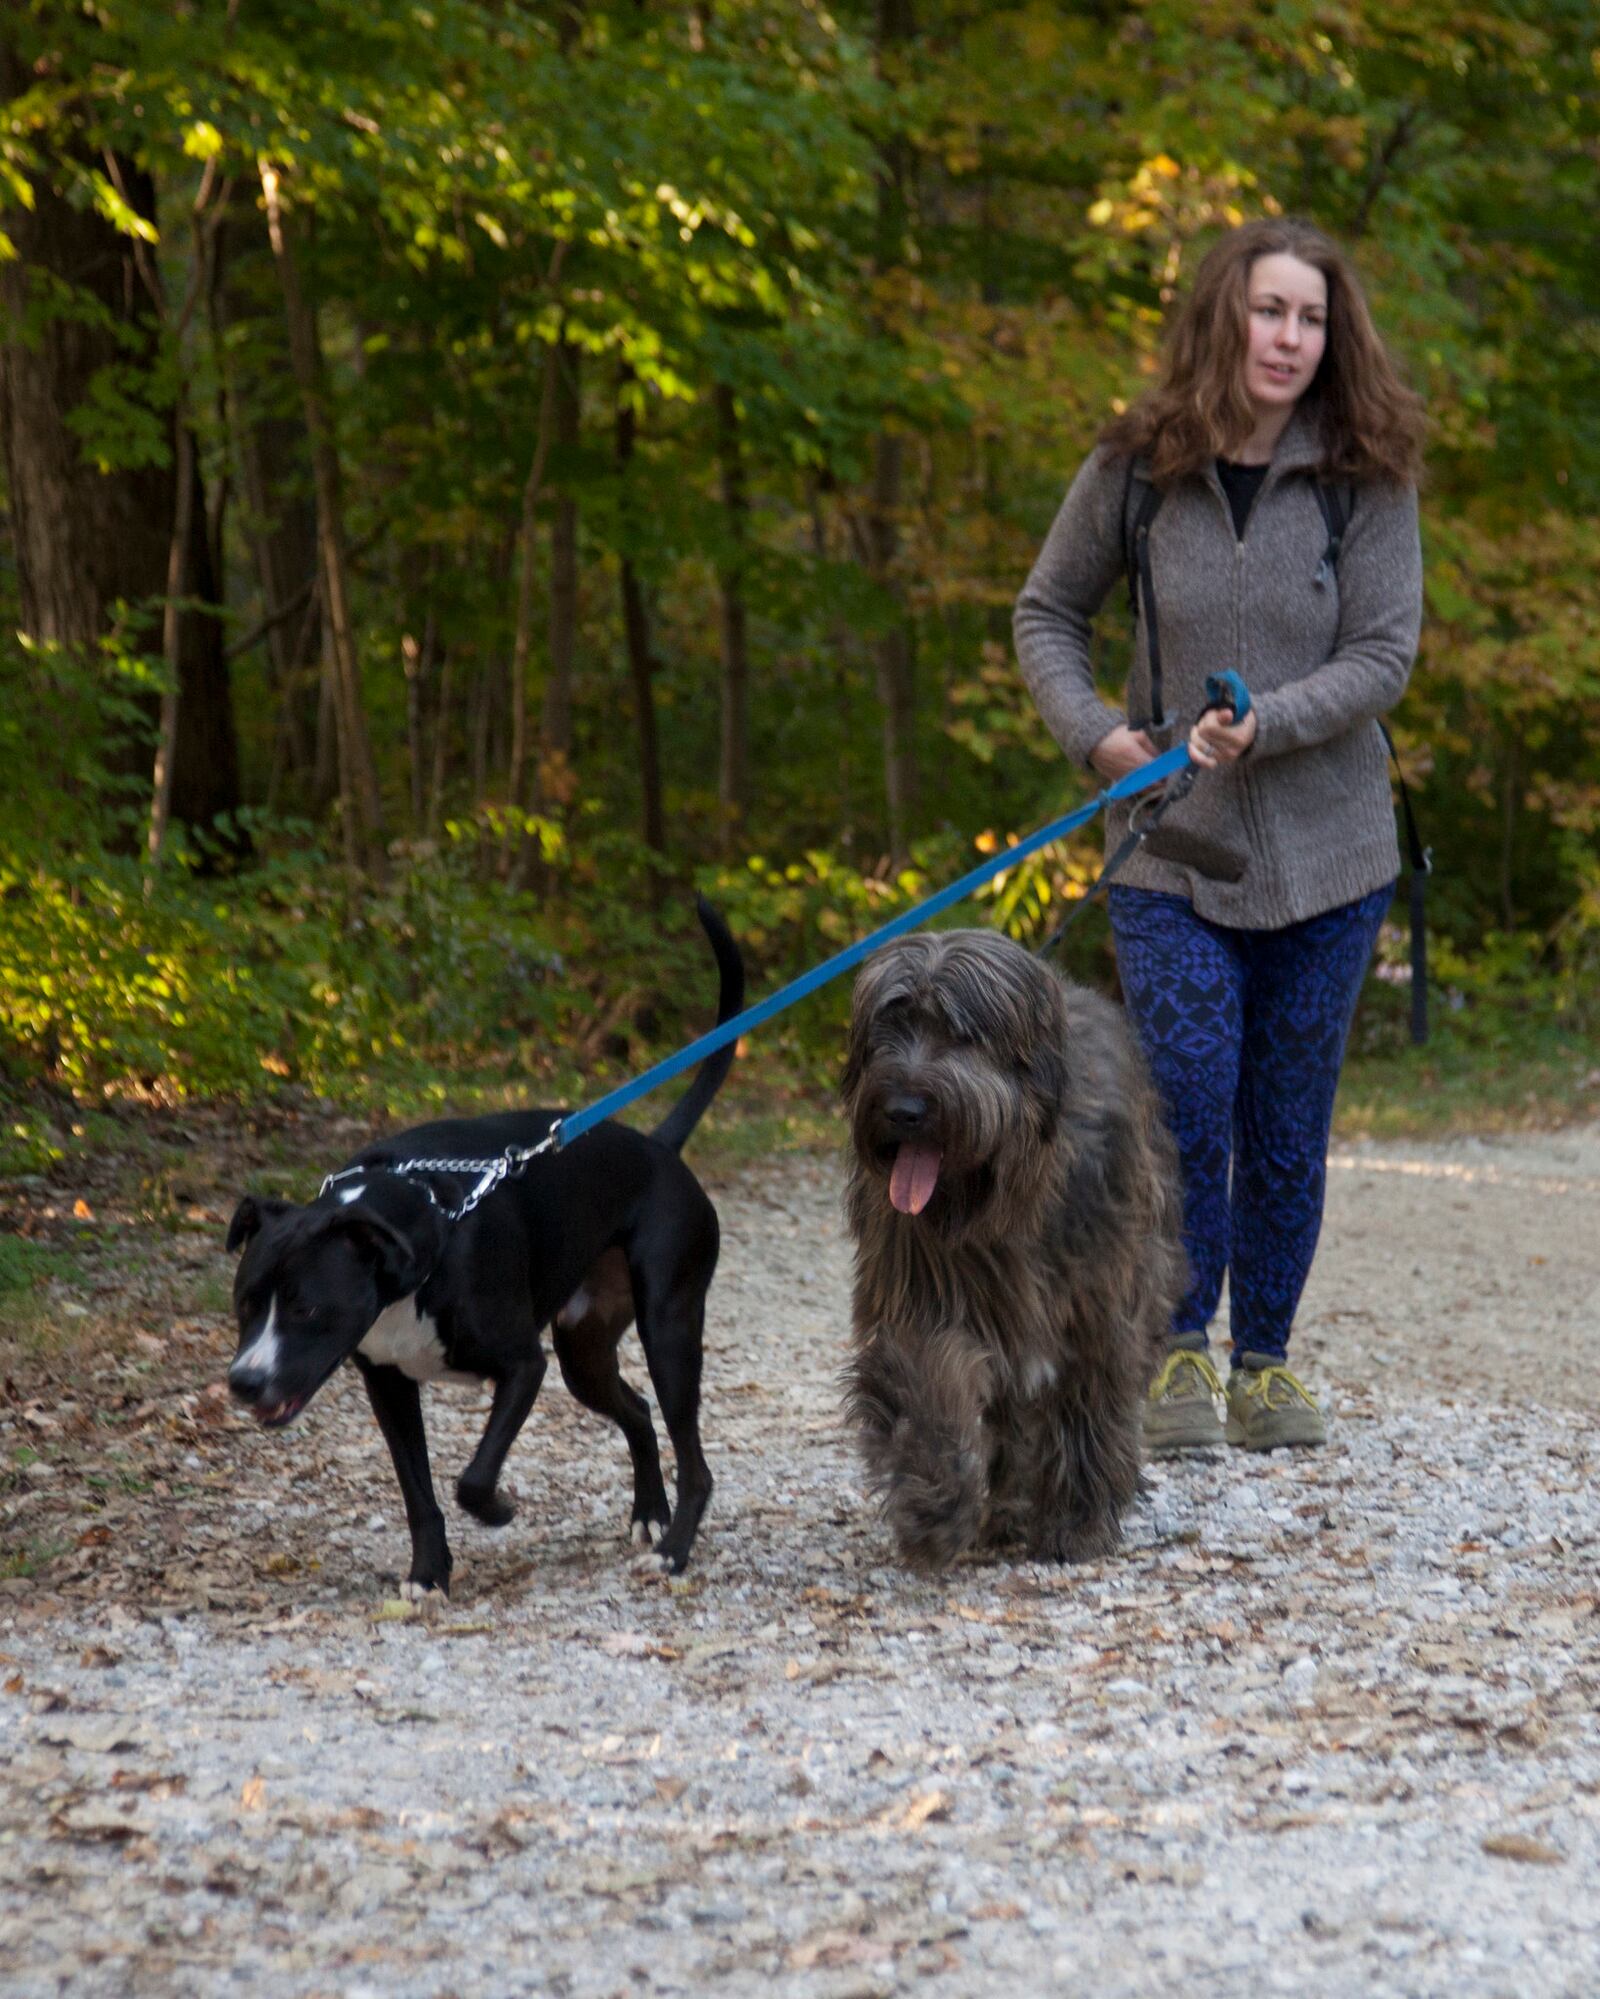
[842, 929, 1185, 1568]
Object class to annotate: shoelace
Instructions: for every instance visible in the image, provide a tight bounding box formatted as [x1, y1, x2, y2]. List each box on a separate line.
[1150, 1347, 1222, 1398]
[1236, 1364, 1319, 1410]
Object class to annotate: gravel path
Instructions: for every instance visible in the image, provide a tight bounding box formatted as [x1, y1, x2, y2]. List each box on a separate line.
[4, 1124, 1600, 1997]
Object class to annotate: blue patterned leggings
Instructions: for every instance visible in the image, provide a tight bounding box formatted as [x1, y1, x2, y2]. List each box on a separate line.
[1108, 882, 1392, 1363]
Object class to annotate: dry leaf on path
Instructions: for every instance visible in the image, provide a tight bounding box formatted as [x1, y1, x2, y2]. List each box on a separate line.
[892, 1788, 952, 1832]
[1481, 1833, 1565, 1866]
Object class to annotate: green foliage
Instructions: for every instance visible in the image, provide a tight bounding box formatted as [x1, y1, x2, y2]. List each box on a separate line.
[0, 1235, 68, 1304]
[2, 0, 1598, 1124]
[0, 833, 570, 1103]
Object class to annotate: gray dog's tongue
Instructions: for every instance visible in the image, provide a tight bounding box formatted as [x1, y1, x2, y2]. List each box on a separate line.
[889, 1143, 942, 1216]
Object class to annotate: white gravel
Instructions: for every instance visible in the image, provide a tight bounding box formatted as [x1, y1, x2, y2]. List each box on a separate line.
[4, 1125, 1600, 1997]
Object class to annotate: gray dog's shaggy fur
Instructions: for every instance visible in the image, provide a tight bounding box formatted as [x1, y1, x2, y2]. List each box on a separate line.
[842, 929, 1186, 1568]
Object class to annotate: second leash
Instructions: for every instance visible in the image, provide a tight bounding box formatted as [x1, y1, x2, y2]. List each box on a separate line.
[1039, 671, 1249, 958]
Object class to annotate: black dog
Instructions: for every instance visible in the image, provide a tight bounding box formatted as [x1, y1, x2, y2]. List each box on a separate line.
[225, 898, 743, 1595]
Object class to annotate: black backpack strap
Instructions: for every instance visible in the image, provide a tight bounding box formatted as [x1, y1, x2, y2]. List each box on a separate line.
[1123, 469, 1166, 727]
[1312, 480, 1353, 589]
[1378, 718, 1431, 1047]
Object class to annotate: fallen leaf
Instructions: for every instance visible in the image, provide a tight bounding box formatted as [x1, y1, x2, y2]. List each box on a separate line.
[51, 1804, 152, 1843]
[1481, 1833, 1564, 1866]
[240, 1775, 267, 1812]
[893, 1788, 952, 1832]
[600, 1631, 680, 1661]
[37, 1718, 164, 1756]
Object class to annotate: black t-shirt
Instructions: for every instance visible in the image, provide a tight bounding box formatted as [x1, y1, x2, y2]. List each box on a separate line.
[1216, 457, 1269, 539]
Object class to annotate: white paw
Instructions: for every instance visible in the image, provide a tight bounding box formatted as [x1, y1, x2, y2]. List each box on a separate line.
[630, 1519, 665, 1549]
[399, 1579, 448, 1605]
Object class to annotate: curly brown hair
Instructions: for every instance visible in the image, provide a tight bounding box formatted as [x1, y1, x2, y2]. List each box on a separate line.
[1100, 218, 1426, 487]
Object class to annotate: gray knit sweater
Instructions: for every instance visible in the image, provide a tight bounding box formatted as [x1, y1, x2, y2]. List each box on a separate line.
[1013, 408, 1422, 928]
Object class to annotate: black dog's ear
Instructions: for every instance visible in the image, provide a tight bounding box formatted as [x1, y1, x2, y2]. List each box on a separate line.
[337, 1207, 445, 1296]
[226, 1195, 295, 1254]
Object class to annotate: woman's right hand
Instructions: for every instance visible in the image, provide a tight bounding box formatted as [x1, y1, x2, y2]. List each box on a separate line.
[1089, 724, 1158, 781]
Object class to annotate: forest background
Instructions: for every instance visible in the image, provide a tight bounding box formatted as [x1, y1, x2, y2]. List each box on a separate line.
[2, 0, 1597, 1181]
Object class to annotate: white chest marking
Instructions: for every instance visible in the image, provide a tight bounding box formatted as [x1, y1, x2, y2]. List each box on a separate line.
[1020, 1354, 1059, 1398]
[358, 1296, 479, 1386]
[338, 1182, 366, 1205]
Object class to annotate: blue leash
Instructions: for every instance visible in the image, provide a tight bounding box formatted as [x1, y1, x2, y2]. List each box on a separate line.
[556, 742, 1194, 1147]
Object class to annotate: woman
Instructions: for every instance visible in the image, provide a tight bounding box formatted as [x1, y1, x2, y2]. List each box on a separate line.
[1013, 218, 1425, 1452]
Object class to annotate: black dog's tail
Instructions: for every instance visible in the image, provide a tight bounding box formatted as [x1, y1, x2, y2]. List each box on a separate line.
[650, 896, 746, 1154]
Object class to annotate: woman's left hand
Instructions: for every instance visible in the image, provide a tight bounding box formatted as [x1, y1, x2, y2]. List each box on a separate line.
[1188, 705, 1259, 768]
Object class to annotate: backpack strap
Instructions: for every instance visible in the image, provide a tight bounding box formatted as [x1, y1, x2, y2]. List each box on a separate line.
[1315, 477, 1432, 1044]
[1312, 480, 1353, 589]
[1122, 466, 1167, 727]
[1377, 719, 1431, 1046]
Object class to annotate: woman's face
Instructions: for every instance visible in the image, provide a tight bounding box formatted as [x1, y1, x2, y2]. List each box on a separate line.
[1243, 251, 1328, 416]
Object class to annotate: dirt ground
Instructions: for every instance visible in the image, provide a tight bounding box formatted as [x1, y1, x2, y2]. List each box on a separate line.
[2, 1111, 1600, 1997]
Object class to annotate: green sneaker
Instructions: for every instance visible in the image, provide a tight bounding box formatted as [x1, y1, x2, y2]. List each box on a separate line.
[1224, 1353, 1327, 1450]
[1143, 1339, 1225, 1454]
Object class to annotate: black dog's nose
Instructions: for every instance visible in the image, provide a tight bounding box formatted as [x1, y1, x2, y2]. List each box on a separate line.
[228, 1364, 267, 1405]
[883, 1093, 930, 1134]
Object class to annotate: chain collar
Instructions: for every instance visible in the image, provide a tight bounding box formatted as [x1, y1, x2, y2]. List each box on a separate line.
[318, 1127, 562, 1224]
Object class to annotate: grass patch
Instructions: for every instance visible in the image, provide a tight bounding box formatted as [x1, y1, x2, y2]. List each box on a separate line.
[0, 1536, 70, 1581]
[0, 1235, 73, 1309]
[0, 1237, 101, 1365]
[1340, 984, 1599, 1139]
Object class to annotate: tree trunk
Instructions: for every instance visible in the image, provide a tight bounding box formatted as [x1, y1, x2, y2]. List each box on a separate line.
[869, 0, 919, 861]
[427, 646, 454, 841]
[508, 334, 560, 811]
[0, 69, 239, 849]
[713, 381, 751, 850]
[400, 563, 439, 832]
[0, 72, 169, 652]
[259, 160, 384, 872]
[542, 336, 582, 767]
[167, 440, 240, 838]
[215, 206, 322, 804]
[147, 418, 196, 864]
[615, 378, 666, 871]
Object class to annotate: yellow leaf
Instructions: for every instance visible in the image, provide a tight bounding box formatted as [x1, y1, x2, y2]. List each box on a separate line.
[896, 1788, 952, 1831]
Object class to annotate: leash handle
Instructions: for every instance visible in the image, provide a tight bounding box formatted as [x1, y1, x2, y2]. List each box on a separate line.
[1203, 669, 1251, 722]
[555, 746, 1195, 1148]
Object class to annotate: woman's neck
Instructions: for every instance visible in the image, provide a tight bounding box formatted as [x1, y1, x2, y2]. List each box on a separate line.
[1231, 403, 1296, 466]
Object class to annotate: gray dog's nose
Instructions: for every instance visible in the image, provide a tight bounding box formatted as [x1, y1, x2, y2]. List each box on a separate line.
[884, 1093, 930, 1133]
